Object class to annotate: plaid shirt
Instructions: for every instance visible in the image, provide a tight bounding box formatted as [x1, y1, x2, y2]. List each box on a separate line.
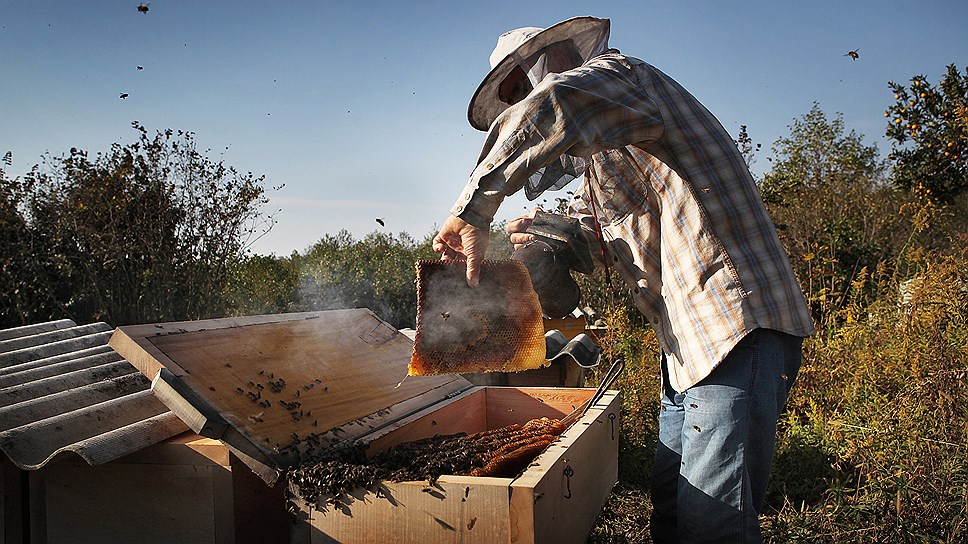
[452, 53, 815, 392]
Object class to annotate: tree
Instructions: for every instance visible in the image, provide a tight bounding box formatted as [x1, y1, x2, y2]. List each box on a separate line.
[760, 104, 909, 326]
[3, 123, 274, 326]
[0, 163, 54, 326]
[886, 64, 968, 203]
[225, 253, 301, 317]
[294, 230, 436, 328]
[760, 103, 882, 205]
[734, 124, 762, 168]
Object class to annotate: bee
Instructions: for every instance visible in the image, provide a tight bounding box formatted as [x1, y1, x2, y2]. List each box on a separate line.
[137, 3, 149, 14]
[119, 93, 129, 99]
[441, 311, 451, 320]
[376, 218, 385, 227]
[844, 49, 859, 60]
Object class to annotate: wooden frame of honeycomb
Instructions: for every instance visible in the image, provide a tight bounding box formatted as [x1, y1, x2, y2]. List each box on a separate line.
[409, 260, 547, 375]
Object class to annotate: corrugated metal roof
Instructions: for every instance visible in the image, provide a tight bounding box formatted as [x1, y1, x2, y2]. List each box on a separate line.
[0, 319, 189, 470]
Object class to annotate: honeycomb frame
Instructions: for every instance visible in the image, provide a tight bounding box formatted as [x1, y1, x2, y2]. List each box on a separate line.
[409, 259, 547, 375]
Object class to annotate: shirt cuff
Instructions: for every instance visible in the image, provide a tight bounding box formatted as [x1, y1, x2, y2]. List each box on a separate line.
[450, 186, 502, 230]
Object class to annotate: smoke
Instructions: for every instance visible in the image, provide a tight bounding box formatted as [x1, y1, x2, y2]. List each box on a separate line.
[414, 259, 541, 359]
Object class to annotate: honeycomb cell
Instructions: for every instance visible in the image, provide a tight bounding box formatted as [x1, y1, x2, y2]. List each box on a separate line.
[409, 259, 547, 375]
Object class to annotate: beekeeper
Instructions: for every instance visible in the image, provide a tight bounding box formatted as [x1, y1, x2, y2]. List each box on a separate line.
[432, 16, 815, 543]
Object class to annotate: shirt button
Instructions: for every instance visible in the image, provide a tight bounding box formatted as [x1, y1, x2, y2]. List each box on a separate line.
[651, 316, 659, 324]
[454, 205, 464, 213]
[464, 193, 471, 201]
[486, 163, 494, 170]
[633, 288, 640, 295]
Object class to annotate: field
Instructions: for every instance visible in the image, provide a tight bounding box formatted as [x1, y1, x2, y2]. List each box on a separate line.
[586, 251, 968, 543]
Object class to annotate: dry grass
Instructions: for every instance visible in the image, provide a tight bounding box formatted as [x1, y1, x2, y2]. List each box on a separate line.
[586, 252, 968, 542]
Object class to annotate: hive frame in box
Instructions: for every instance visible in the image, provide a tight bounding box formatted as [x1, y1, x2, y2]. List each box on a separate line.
[295, 386, 621, 544]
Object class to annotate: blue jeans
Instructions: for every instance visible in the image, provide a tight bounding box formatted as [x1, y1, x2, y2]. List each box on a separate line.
[650, 329, 803, 543]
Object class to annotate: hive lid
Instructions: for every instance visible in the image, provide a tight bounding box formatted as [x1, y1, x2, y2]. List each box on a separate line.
[109, 310, 472, 483]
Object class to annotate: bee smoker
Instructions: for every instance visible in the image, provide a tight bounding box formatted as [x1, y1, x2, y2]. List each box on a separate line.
[511, 211, 595, 319]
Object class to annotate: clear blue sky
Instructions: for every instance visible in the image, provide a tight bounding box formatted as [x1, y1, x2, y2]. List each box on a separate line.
[3, 1, 966, 256]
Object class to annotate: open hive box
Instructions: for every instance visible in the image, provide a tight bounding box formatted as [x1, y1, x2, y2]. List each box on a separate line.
[109, 309, 620, 544]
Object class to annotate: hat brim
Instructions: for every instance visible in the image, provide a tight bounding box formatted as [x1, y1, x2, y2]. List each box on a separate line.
[467, 17, 610, 132]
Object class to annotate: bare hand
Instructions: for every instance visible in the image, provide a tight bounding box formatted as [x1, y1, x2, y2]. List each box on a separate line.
[506, 208, 539, 250]
[433, 214, 489, 287]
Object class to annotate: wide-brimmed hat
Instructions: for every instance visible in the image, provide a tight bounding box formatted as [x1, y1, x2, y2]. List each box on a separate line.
[467, 16, 610, 131]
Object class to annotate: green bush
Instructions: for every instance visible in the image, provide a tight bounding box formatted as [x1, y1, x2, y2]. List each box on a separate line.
[1, 124, 272, 327]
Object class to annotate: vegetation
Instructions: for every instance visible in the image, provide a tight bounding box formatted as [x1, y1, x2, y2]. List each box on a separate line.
[2, 65, 966, 542]
[1, 122, 272, 326]
[886, 64, 968, 203]
[587, 75, 967, 541]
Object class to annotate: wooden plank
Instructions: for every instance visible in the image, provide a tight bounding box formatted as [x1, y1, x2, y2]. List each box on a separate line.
[42, 461, 221, 544]
[230, 454, 290, 544]
[364, 388, 487, 453]
[151, 367, 229, 438]
[1, 457, 26, 544]
[212, 462, 236, 544]
[307, 476, 511, 544]
[484, 387, 594, 429]
[109, 325, 187, 380]
[110, 310, 471, 481]
[117, 431, 231, 467]
[510, 391, 621, 544]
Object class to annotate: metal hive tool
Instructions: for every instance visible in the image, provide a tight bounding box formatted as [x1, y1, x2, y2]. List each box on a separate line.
[409, 259, 547, 375]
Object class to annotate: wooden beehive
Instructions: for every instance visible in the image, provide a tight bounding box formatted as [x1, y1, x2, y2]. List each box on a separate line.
[109, 310, 620, 544]
[296, 386, 620, 544]
[3, 432, 290, 544]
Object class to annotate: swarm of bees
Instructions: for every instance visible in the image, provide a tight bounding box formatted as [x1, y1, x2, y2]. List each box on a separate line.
[286, 417, 567, 514]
